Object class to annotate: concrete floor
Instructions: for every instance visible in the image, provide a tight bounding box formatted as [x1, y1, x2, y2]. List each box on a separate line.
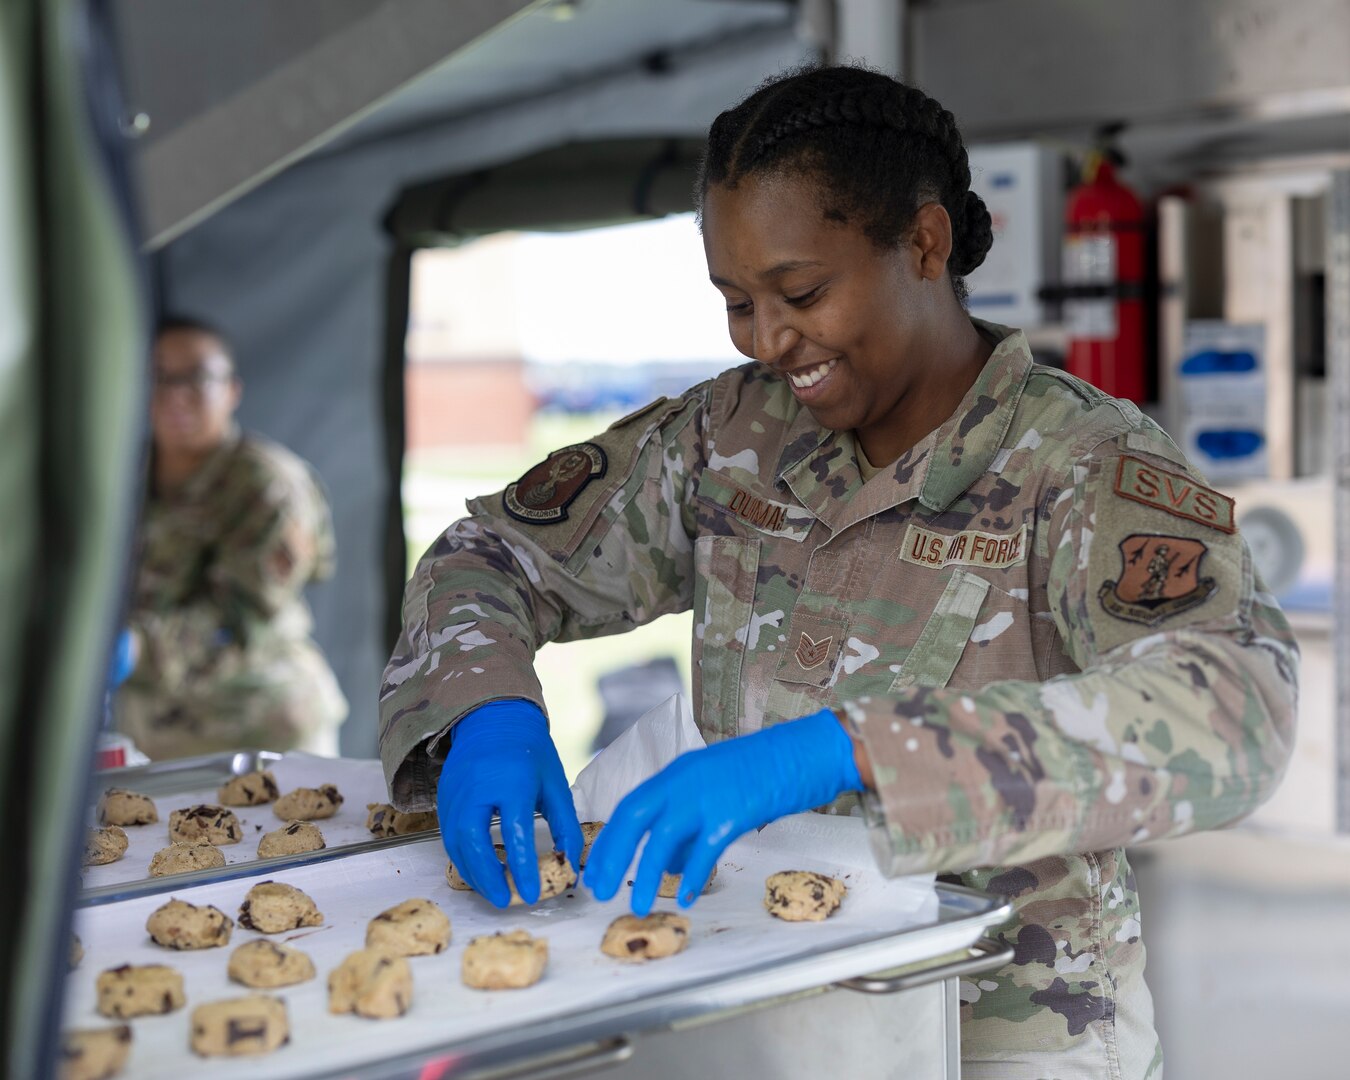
[1135, 828, 1350, 1079]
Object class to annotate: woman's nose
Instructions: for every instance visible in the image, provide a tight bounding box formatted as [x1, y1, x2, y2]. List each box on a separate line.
[752, 308, 797, 366]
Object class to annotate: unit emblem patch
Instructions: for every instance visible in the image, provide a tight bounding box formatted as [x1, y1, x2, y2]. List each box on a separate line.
[503, 443, 607, 524]
[1098, 534, 1217, 626]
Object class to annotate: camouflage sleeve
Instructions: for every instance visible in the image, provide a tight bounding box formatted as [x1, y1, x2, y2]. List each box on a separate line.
[127, 602, 233, 692]
[379, 390, 708, 810]
[128, 456, 334, 685]
[844, 433, 1300, 876]
[204, 459, 336, 625]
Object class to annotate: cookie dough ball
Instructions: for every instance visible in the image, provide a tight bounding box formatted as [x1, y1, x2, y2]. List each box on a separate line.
[190, 995, 289, 1057]
[238, 881, 323, 933]
[257, 820, 325, 858]
[444, 849, 575, 905]
[217, 770, 279, 807]
[83, 827, 128, 867]
[517, 851, 577, 904]
[59, 1025, 131, 1080]
[227, 940, 315, 989]
[273, 784, 343, 821]
[658, 863, 718, 899]
[444, 859, 474, 892]
[600, 913, 691, 961]
[365, 898, 450, 957]
[146, 898, 234, 950]
[764, 870, 847, 922]
[95, 964, 185, 1018]
[327, 948, 412, 1019]
[365, 802, 437, 837]
[97, 788, 158, 827]
[461, 931, 548, 990]
[579, 821, 604, 868]
[148, 841, 227, 877]
[70, 934, 84, 970]
[167, 805, 242, 846]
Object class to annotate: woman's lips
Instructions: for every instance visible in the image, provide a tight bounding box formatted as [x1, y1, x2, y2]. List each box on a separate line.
[785, 357, 838, 403]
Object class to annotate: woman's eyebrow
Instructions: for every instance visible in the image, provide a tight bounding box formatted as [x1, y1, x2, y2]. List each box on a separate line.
[710, 260, 824, 287]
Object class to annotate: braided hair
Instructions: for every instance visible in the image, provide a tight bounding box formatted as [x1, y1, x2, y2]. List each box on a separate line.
[698, 64, 993, 302]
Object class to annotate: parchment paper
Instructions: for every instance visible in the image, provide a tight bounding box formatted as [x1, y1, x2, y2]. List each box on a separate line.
[65, 816, 940, 1080]
[66, 698, 944, 1078]
[569, 693, 705, 822]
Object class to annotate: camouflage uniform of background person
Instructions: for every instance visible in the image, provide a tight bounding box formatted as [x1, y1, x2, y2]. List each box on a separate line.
[115, 316, 347, 759]
[379, 66, 1298, 1079]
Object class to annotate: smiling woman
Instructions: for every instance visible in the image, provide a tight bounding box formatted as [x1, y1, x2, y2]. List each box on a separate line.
[379, 63, 1297, 1080]
[702, 176, 991, 466]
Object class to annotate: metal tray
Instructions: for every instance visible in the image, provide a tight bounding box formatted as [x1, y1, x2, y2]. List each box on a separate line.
[326, 882, 1012, 1080]
[66, 829, 1011, 1080]
[82, 751, 435, 900]
[94, 749, 285, 799]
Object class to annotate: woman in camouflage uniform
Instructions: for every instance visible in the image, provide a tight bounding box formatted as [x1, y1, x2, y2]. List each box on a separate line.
[379, 66, 1297, 1078]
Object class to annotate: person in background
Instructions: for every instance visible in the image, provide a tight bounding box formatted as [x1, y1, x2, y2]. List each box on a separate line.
[114, 316, 347, 759]
[379, 66, 1298, 1078]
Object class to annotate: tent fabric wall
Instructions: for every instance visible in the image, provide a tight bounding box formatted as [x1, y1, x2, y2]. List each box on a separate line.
[156, 161, 393, 757]
[0, 1, 146, 1075]
[155, 25, 812, 757]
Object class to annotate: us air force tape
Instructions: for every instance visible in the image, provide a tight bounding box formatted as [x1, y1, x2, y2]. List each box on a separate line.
[503, 443, 607, 524]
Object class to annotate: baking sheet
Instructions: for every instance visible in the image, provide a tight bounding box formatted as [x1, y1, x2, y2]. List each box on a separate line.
[82, 753, 405, 891]
[65, 814, 952, 1080]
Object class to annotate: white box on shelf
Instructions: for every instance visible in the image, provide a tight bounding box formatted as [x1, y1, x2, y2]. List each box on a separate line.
[964, 143, 1063, 329]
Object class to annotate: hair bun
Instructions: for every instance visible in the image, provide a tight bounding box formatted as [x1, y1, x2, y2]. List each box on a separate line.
[950, 189, 993, 277]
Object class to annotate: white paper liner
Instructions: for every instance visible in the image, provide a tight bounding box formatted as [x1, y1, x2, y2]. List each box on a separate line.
[68, 696, 945, 1077]
[82, 753, 401, 890]
[569, 693, 705, 822]
[66, 813, 940, 1080]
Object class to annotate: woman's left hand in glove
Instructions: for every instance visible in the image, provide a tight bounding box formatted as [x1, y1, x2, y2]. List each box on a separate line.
[584, 707, 863, 915]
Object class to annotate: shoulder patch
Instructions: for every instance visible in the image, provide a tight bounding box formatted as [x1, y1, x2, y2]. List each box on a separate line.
[1098, 534, 1217, 626]
[1113, 456, 1235, 534]
[503, 443, 607, 524]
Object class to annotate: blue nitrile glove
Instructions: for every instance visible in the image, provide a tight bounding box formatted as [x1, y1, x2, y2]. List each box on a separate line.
[437, 700, 583, 908]
[585, 707, 862, 916]
[109, 629, 137, 689]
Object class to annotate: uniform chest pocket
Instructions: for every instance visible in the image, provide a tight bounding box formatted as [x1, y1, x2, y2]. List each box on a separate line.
[889, 569, 991, 692]
[692, 535, 761, 742]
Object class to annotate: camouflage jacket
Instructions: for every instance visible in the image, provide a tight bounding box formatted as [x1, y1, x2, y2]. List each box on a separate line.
[380, 321, 1297, 1076]
[116, 428, 347, 758]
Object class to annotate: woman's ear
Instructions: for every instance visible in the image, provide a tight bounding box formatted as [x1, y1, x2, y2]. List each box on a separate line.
[910, 201, 953, 281]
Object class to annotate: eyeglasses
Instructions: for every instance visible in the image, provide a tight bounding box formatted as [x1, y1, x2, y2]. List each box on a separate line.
[152, 371, 232, 395]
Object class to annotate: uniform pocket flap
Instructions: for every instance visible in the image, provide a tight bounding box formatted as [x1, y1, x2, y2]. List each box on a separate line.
[889, 569, 991, 692]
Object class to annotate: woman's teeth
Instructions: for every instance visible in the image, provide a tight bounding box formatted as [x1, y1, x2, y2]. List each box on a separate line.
[788, 359, 836, 389]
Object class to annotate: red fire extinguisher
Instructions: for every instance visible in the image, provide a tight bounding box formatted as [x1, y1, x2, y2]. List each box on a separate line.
[1063, 132, 1147, 403]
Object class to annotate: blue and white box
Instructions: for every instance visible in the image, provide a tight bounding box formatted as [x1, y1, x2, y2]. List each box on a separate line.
[1177, 321, 1267, 481]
